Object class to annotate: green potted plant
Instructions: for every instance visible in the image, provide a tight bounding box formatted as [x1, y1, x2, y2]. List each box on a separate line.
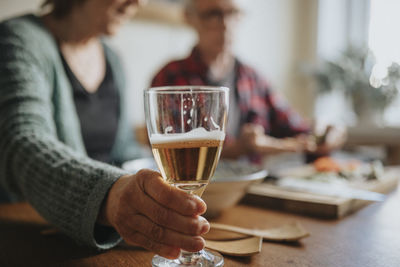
[314, 47, 400, 125]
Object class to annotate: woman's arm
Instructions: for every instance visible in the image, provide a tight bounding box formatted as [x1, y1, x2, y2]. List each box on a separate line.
[0, 21, 127, 249]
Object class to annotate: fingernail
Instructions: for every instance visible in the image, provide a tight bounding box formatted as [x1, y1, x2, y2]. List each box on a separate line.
[201, 222, 210, 235]
[188, 199, 198, 214]
[199, 217, 210, 234]
[193, 195, 207, 214]
[188, 195, 204, 214]
[190, 236, 205, 252]
[164, 247, 180, 259]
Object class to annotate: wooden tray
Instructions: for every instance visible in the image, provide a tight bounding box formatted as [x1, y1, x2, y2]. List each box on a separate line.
[243, 167, 400, 219]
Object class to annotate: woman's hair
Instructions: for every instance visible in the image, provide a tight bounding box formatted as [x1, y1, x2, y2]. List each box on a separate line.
[42, 0, 85, 18]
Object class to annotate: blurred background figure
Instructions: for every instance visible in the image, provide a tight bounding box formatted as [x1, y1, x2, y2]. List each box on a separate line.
[151, 0, 346, 163]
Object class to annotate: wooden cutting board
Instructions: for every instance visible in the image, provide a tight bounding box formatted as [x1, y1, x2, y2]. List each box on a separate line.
[243, 167, 400, 219]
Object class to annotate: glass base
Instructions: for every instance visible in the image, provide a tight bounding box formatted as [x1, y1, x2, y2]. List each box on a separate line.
[152, 249, 224, 267]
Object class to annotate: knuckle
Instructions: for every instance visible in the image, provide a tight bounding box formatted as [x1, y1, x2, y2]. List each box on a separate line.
[154, 208, 170, 224]
[137, 169, 157, 184]
[157, 188, 172, 204]
[143, 237, 156, 252]
[136, 169, 149, 177]
[132, 232, 156, 251]
[141, 170, 163, 192]
[189, 219, 202, 235]
[135, 170, 147, 186]
[149, 224, 165, 241]
[127, 215, 141, 230]
[138, 168, 158, 180]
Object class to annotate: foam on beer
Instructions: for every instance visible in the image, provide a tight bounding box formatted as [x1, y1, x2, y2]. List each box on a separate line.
[150, 127, 225, 144]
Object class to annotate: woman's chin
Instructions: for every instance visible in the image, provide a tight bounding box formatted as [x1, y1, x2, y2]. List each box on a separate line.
[103, 22, 124, 36]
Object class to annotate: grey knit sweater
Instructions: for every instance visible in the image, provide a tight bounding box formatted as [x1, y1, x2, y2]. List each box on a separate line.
[0, 14, 143, 249]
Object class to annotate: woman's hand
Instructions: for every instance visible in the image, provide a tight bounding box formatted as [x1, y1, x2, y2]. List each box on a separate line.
[99, 170, 210, 259]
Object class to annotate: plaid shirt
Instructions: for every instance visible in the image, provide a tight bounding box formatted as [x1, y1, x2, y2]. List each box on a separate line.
[151, 47, 309, 144]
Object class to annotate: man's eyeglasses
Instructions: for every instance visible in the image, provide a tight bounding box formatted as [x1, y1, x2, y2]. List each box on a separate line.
[196, 8, 241, 26]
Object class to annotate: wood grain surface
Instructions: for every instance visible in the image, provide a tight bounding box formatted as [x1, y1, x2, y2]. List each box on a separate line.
[1, 187, 400, 267]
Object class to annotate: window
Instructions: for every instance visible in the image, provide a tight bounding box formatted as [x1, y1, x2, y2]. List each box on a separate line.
[369, 0, 400, 125]
[369, 0, 400, 66]
[316, 0, 400, 126]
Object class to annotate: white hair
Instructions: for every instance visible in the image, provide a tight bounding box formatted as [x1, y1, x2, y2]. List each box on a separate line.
[184, 0, 245, 13]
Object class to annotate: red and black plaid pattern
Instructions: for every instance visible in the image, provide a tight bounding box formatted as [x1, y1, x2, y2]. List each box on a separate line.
[151, 47, 310, 143]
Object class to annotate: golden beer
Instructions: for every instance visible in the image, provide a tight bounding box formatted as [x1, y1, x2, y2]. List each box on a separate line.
[145, 86, 228, 266]
[152, 139, 223, 196]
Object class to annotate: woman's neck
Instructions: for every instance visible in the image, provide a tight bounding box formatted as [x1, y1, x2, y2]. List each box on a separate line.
[41, 11, 105, 93]
[41, 12, 98, 46]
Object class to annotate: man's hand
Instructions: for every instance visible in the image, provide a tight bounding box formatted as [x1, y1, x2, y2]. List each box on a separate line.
[99, 170, 210, 259]
[308, 125, 347, 155]
[221, 123, 314, 158]
[239, 124, 308, 155]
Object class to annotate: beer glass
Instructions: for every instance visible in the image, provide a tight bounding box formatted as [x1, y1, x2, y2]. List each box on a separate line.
[144, 86, 229, 267]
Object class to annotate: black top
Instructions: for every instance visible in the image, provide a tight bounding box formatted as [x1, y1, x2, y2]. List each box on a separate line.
[60, 53, 120, 164]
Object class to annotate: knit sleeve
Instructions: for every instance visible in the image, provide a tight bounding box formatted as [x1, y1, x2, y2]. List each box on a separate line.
[0, 22, 127, 249]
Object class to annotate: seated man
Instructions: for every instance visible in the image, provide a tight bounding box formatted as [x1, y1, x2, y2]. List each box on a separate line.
[151, 0, 344, 163]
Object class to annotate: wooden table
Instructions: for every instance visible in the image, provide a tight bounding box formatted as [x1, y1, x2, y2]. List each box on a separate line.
[1, 189, 400, 267]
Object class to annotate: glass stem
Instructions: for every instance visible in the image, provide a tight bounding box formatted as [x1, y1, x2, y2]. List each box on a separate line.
[179, 250, 201, 265]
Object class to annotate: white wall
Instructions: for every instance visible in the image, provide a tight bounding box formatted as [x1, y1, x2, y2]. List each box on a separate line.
[0, 0, 311, 126]
[234, 0, 295, 95]
[0, 0, 42, 20]
[107, 22, 196, 125]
